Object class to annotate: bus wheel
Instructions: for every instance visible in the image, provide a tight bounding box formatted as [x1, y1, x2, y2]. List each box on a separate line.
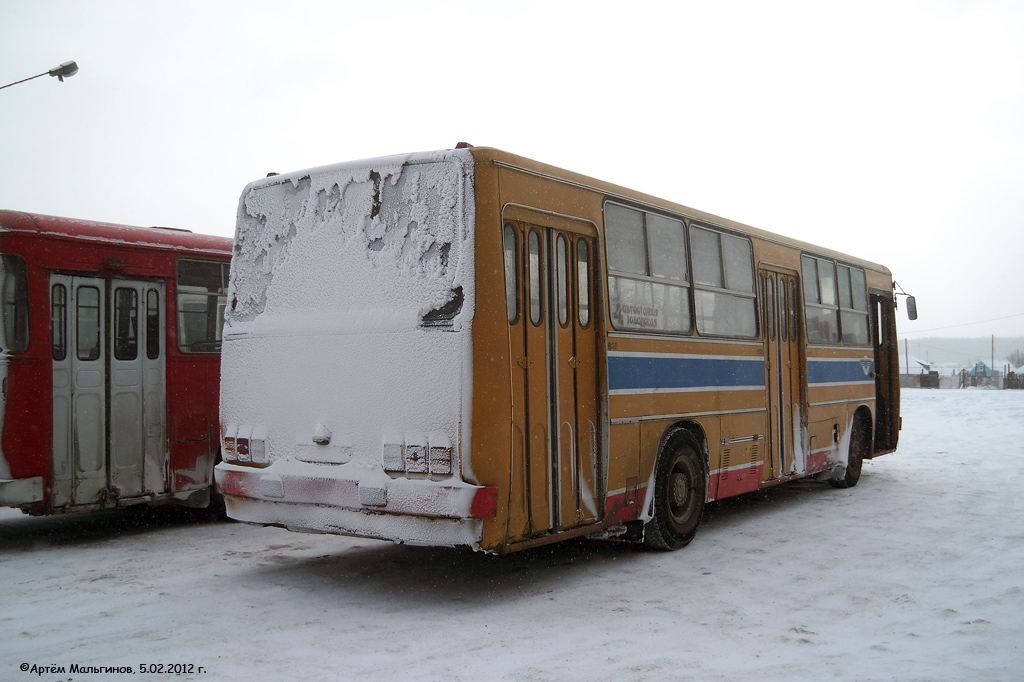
[209, 450, 227, 518]
[644, 431, 707, 550]
[830, 416, 868, 489]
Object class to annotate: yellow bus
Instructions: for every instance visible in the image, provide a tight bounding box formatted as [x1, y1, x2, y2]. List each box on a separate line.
[215, 146, 915, 553]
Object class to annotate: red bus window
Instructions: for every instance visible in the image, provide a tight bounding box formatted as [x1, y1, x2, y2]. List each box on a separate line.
[76, 286, 101, 361]
[177, 260, 228, 353]
[114, 288, 139, 361]
[146, 289, 160, 360]
[1, 254, 30, 353]
[51, 284, 67, 361]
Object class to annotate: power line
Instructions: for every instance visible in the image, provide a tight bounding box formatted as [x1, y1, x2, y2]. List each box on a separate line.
[901, 311, 1024, 335]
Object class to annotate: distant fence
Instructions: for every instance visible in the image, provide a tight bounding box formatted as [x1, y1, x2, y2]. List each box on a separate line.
[901, 370, 1023, 389]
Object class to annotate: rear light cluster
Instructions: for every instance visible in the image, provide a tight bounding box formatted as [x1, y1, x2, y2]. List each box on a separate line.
[383, 433, 453, 476]
[222, 424, 269, 466]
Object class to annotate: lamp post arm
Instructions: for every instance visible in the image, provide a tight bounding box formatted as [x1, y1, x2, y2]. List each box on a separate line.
[0, 72, 47, 91]
[1, 61, 78, 91]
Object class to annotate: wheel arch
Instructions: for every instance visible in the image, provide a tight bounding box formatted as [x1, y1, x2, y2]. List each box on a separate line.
[657, 420, 710, 496]
[642, 420, 710, 550]
[853, 405, 875, 458]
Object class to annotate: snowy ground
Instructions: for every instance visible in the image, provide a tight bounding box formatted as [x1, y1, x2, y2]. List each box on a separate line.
[2, 388, 1022, 682]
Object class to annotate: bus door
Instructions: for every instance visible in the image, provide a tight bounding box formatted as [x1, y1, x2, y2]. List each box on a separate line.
[870, 290, 899, 453]
[506, 219, 600, 539]
[51, 276, 166, 507]
[760, 268, 806, 478]
[110, 281, 165, 499]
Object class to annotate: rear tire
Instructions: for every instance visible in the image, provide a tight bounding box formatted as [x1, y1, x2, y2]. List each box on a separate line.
[208, 450, 227, 518]
[830, 416, 869, 489]
[644, 431, 707, 550]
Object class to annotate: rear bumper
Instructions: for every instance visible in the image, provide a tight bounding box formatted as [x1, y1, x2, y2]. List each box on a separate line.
[0, 476, 44, 507]
[215, 461, 497, 548]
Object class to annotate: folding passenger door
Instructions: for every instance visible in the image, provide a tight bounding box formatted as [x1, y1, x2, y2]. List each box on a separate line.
[760, 268, 806, 478]
[109, 280, 165, 498]
[869, 291, 899, 453]
[51, 276, 165, 507]
[505, 215, 600, 540]
[51, 275, 107, 506]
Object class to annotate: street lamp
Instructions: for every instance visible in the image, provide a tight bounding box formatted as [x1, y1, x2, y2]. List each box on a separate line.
[0, 61, 79, 91]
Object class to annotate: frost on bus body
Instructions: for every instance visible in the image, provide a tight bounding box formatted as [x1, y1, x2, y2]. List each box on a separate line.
[216, 150, 494, 548]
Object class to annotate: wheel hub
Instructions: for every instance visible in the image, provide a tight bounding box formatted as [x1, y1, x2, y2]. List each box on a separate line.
[671, 472, 689, 508]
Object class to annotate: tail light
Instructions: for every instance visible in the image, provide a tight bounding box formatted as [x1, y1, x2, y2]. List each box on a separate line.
[236, 425, 252, 463]
[429, 435, 452, 475]
[222, 423, 268, 466]
[222, 424, 237, 461]
[383, 439, 404, 472]
[250, 426, 268, 464]
[382, 432, 453, 476]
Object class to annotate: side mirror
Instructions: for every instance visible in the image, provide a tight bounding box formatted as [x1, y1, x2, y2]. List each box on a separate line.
[906, 296, 918, 321]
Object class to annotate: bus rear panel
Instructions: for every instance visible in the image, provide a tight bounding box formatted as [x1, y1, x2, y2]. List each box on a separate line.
[216, 150, 498, 546]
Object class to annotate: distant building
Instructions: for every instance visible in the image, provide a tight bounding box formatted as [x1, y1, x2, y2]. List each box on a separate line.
[900, 354, 939, 388]
[970, 361, 992, 378]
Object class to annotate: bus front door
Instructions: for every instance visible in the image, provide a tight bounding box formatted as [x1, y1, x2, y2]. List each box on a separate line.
[51, 276, 165, 508]
[760, 268, 806, 478]
[508, 220, 600, 539]
[870, 291, 899, 454]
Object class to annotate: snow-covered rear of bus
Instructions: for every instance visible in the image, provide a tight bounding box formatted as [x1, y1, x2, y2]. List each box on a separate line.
[215, 149, 498, 547]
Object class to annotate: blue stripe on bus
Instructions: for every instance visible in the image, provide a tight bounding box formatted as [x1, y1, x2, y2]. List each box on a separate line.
[807, 358, 875, 385]
[607, 354, 766, 392]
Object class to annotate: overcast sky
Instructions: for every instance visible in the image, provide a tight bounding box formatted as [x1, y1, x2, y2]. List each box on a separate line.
[2, 0, 1022, 339]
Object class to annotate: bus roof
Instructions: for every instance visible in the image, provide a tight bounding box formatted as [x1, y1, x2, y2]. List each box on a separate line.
[469, 147, 892, 277]
[0, 209, 232, 256]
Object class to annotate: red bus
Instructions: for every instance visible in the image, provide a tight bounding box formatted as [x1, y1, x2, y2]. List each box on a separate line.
[0, 210, 232, 515]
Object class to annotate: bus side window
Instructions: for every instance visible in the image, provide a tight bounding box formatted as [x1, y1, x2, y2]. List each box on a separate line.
[146, 289, 160, 360]
[177, 259, 228, 353]
[790, 280, 799, 341]
[801, 255, 838, 344]
[52, 284, 67, 361]
[577, 238, 590, 328]
[838, 265, 869, 346]
[779, 276, 787, 342]
[1, 254, 31, 353]
[502, 224, 519, 324]
[690, 226, 756, 338]
[605, 203, 690, 334]
[114, 288, 139, 361]
[528, 229, 542, 326]
[76, 286, 101, 361]
[873, 299, 883, 347]
[556, 234, 569, 328]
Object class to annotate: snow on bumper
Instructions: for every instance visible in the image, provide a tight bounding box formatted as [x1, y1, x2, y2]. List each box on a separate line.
[0, 476, 44, 506]
[215, 461, 497, 548]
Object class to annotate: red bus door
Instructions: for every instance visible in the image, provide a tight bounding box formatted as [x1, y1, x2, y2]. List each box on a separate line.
[51, 276, 166, 508]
